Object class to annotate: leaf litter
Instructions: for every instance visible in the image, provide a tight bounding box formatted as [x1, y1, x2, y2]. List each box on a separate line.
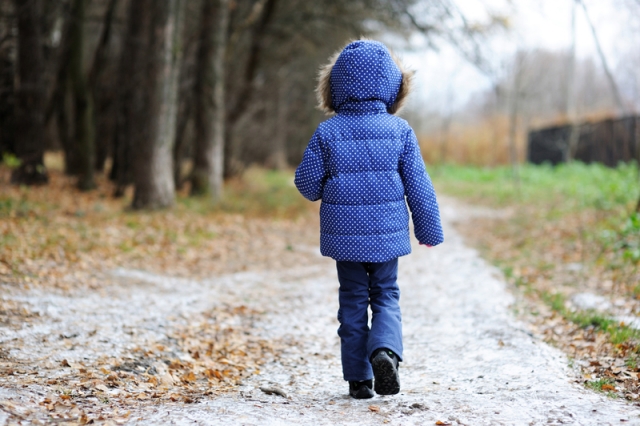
[0, 167, 318, 424]
[0, 303, 282, 424]
[449, 197, 640, 402]
[3, 167, 640, 424]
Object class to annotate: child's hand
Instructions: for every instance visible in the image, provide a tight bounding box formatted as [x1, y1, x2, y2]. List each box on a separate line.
[419, 242, 433, 248]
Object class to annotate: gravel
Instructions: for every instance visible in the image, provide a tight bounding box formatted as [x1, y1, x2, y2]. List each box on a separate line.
[2, 198, 640, 425]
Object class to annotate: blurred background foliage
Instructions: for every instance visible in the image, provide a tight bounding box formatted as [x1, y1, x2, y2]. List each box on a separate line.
[0, 0, 506, 208]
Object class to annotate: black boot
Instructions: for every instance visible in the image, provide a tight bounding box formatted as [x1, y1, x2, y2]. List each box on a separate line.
[371, 348, 400, 395]
[349, 379, 374, 399]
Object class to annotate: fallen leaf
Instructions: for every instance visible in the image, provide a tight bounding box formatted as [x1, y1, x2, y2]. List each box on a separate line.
[181, 371, 196, 383]
[205, 369, 223, 380]
[368, 405, 380, 412]
[160, 372, 175, 387]
[95, 384, 109, 392]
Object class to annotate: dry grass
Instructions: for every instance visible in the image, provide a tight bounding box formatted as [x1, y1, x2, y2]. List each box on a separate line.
[418, 115, 524, 166]
[418, 110, 624, 167]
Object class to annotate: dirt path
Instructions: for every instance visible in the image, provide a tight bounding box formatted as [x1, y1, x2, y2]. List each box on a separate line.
[2, 198, 640, 425]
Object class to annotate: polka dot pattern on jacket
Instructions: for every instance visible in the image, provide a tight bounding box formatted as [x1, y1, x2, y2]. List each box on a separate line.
[294, 40, 444, 262]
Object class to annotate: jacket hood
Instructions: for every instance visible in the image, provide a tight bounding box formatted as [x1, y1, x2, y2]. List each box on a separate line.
[316, 39, 413, 115]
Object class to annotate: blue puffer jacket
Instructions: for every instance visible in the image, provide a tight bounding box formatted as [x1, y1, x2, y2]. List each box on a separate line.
[295, 40, 443, 262]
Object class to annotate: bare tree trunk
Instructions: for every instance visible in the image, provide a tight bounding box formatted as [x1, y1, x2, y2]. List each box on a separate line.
[636, 118, 640, 213]
[578, 0, 626, 115]
[191, 0, 229, 200]
[173, 67, 193, 190]
[46, 9, 79, 176]
[439, 114, 452, 165]
[226, 0, 276, 127]
[56, 74, 75, 174]
[224, 0, 277, 178]
[564, 0, 579, 163]
[70, 0, 95, 190]
[90, 0, 118, 173]
[439, 83, 454, 165]
[508, 102, 520, 184]
[490, 85, 500, 166]
[11, 0, 48, 185]
[110, 0, 145, 196]
[508, 56, 524, 185]
[0, 3, 16, 157]
[566, 123, 581, 162]
[270, 67, 288, 170]
[131, 0, 183, 209]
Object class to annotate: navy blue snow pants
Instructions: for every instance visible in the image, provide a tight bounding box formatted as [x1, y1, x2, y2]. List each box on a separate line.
[336, 259, 403, 381]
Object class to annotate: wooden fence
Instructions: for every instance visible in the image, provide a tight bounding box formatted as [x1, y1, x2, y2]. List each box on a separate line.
[527, 116, 640, 166]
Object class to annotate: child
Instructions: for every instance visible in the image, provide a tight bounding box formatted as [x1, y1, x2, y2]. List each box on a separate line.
[294, 40, 444, 399]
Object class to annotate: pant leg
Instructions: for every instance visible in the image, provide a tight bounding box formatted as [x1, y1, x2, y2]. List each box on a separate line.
[336, 261, 373, 381]
[366, 258, 403, 361]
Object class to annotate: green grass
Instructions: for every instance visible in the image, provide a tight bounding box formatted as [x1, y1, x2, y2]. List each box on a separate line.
[434, 161, 640, 289]
[430, 162, 639, 211]
[433, 162, 640, 396]
[586, 378, 617, 395]
[541, 291, 568, 314]
[625, 356, 638, 370]
[177, 168, 310, 218]
[540, 290, 640, 347]
[601, 212, 640, 264]
[2, 153, 21, 168]
[0, 195, 39, 218]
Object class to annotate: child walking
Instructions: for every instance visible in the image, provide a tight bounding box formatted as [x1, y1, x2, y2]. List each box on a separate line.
[294, 40, 444, 399]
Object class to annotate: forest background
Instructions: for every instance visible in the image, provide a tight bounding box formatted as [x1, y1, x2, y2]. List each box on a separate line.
[3, 0, 640, 405]
[2, 0, 640, 202]
[1, 0, 513, 207]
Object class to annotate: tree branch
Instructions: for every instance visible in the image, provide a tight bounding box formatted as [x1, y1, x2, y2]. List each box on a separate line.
[227, 0, 277, 126]
[577, 0, 627, 114]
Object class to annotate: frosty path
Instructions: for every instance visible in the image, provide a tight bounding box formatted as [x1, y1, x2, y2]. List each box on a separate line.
[2, 198, 640, 425]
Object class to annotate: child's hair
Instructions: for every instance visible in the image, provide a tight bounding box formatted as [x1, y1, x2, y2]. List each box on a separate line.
[315, 38, 414, 116]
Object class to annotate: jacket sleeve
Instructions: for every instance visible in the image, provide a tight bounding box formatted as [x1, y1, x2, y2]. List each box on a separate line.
[294, 130, 326, 202]
[399, 128, 444, 246]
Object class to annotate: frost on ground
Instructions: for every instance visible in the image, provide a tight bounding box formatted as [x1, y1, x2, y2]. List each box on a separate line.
[2, 198, 640, 425]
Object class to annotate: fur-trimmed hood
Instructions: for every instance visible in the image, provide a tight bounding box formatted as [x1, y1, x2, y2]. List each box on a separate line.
[316, 40, 413, 115]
